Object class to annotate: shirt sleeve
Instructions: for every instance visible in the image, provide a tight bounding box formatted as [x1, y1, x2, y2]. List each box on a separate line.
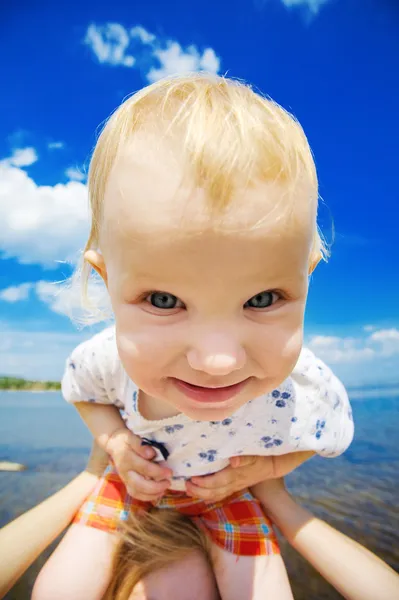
[291, 348, 354, 457]
[61, 327, 125, 409]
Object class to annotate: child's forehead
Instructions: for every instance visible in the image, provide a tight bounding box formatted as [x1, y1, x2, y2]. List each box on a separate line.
[107, 223, 311, 297]
[102, 135, 316, 244]
[102, 203, 312, 293]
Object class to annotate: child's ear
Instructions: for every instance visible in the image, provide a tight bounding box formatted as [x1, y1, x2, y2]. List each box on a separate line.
[84, 250, 108, 286]
[308, 252, 322, 275]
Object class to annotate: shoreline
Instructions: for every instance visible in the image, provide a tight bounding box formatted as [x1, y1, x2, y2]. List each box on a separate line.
[0, 376, 61, 392]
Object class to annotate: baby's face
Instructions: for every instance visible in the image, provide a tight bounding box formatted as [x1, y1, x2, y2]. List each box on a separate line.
[94, 136, 315, 421]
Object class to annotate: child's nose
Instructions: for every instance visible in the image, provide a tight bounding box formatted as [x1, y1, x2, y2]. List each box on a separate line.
[186, 334, 246, 375]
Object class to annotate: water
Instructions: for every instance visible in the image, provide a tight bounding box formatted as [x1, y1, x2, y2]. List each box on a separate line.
[1, 391, 398, 599]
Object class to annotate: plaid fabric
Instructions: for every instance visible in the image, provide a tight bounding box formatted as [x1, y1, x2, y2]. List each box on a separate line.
[74, 466, 280, 556]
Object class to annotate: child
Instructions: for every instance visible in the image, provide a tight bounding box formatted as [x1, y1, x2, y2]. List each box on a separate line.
[33, 73, 354, 600]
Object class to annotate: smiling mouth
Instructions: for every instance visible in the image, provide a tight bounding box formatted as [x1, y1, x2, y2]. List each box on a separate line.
[171, 378, 250, 403]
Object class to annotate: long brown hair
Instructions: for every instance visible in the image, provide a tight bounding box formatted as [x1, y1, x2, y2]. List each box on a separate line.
[104, 508, 214, 600]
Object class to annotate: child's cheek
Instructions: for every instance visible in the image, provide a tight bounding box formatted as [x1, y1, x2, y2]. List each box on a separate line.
[135, 329, 176, 364]
[117, 327, 180, 374]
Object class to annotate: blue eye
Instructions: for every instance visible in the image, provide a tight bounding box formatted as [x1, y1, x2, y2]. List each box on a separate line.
[148, 292, 181, 310]
[245, 291, 277, 309]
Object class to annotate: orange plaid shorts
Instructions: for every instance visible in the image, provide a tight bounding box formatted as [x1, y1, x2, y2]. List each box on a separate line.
[74, 466, 280, 556]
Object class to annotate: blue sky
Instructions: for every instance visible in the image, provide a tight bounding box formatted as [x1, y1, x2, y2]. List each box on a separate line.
[1, 0, 398, 387]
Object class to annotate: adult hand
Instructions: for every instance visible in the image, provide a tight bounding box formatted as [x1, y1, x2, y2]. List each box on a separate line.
[84, 441, 111, 477]
[251, 477, 287, 509]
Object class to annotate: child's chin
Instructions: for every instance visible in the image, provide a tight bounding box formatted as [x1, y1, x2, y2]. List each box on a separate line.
[177, 400, 241, 422]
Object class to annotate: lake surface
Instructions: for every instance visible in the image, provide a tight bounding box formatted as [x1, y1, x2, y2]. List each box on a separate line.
[1, 391, 398, 599]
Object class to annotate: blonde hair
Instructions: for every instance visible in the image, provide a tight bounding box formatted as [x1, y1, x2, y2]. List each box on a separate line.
[79, 72, 328, 321]
[104, 509, 214, 600]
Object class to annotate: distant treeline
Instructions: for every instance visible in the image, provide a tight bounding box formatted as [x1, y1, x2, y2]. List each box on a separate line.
[0, 376, 61, 391]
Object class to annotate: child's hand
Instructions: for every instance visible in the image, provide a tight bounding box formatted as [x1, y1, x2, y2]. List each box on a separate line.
[106, 427, 172, 501]
[186, 455, 276, 502]
[186, 451, 313, 503]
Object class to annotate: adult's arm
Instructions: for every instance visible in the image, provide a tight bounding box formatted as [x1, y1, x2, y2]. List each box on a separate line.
[252, 479, 399, 600]
[0, 442, 108, 599]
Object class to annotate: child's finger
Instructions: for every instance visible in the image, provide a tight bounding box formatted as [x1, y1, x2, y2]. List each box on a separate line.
[127, 471, 170, 497]
[186, 480, 230, 501]
[126, 432, 157, 460]
[229, 455, 257, 468]
[126, 452, 172, 481]
[190, 467, 234, 489]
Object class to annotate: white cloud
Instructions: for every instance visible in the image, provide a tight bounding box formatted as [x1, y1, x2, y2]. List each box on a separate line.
[0, 163, 89, 267]
[0, 283, 33, 303]
[0, 278, 109, 323]
[147, 42, 220, 83]
[280, 0, 330, 14]
[369, 328, 399, 359]
[256, 0, 330, 18]
[35, 279, 109, 322]
[199, 48, 221, 74]
[35, 280, 72, 315]
[1, 147, 38, 168]
[130, 25, 155, 44]
[48, 141, 64, 150]
[85, 23, 135, 67]
[369, 328, 399, 342]
[84, 23, 220, 82]
[307, 335, 374, 363]
[307, 329, 399, 387]
[308, 329, 399, 363]
[65, 166, 86, 182]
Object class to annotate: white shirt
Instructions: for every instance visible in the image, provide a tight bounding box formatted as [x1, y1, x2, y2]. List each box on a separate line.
[62, 327, 354, 490]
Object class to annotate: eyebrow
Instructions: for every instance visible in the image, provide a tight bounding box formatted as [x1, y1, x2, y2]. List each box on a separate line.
[120, 268, 307, 296]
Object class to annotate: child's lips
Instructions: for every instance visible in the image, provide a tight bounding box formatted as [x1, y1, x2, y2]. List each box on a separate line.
[171, 378, 250, 403]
